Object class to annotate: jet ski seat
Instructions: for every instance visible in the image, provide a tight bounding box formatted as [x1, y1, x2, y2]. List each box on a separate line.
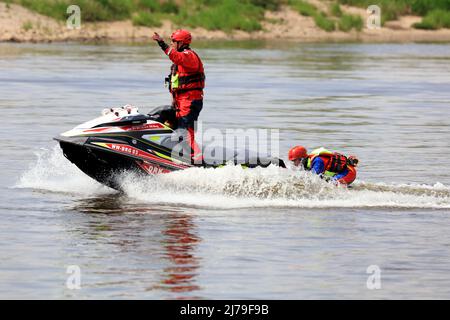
[148, 105, 177, 129]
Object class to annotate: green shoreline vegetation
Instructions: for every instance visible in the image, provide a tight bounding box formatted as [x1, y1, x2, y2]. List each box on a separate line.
[5, 0, 450, 32]
[288, 0, 362, 32]
[338, 0, 450, 27]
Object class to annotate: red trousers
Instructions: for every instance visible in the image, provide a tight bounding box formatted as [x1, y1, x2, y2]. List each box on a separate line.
[173, 90, 203, 162]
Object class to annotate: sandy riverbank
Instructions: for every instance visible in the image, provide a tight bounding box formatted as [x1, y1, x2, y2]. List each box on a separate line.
[1, 2, 450, 43]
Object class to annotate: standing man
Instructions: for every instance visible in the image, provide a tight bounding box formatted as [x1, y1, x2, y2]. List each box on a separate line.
[152, 29, 205, 163]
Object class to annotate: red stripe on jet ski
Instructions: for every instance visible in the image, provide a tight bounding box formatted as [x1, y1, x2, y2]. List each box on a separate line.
[83, 127, 111, 133]
[136, 161, 172, 174]
[120, 123, 165, 131]
[101, 143, 189, 169]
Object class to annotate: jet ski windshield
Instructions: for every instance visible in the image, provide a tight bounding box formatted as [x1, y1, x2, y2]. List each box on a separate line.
[94, 114, 149, 128]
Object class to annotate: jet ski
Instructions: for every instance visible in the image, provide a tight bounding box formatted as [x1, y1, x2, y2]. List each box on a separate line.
[55, 105, 285, 190]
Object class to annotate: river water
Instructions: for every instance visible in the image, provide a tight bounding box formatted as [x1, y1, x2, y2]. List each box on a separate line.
[1, 41, 450, 299]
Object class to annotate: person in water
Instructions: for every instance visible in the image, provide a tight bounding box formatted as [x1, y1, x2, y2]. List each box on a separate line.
[152, 29, 205, 163]
[288, 146, 359, 185]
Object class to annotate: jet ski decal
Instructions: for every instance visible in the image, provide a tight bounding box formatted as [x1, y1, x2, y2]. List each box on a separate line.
[136, 161, 171, 174]
[120, 122, 166, 131]
[91, 142, 190, 169]
[83, 127, 113, 133]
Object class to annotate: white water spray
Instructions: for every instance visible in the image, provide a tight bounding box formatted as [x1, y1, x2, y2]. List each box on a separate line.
[15, 145, 450, 210]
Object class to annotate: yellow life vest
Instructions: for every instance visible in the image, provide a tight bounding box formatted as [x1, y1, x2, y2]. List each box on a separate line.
[171, 73, 179, 90]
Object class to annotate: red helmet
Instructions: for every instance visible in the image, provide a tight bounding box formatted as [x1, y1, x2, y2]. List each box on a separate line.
[288, 146, 307, 161]
[171, 29, 192, 45]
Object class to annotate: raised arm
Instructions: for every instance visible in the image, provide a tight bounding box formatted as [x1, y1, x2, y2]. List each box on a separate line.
[152, 32, 199, 71]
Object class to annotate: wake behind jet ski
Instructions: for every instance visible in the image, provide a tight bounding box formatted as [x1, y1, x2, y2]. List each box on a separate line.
[55, 105, 285, 190]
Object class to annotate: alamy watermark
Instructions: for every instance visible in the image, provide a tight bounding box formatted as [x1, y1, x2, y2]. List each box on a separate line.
[366, 265, 381, 290]
[367, 5, 381, 30]
[170, 121, 280, 166]
[66, 265, 81, 290]
[66, 5, 81, 30]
